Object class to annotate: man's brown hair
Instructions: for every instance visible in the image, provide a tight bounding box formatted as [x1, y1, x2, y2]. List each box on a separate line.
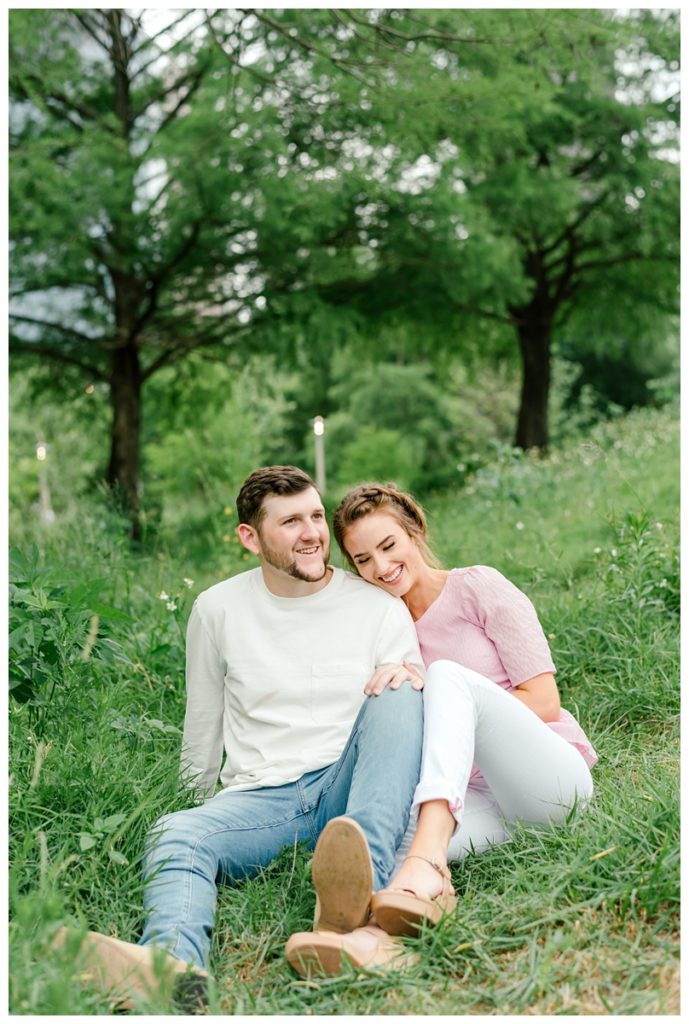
[236, 466, 319, 529]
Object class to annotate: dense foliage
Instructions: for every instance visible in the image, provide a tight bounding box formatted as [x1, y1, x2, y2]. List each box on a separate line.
[9, 8, 679, 533]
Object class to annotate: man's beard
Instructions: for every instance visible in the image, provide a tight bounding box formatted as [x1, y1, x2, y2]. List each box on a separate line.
[259, 539, 331, 582]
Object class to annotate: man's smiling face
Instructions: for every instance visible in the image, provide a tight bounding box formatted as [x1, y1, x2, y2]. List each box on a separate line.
[248, 487, 331, 591]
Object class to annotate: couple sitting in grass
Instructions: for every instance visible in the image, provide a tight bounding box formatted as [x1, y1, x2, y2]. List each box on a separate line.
[56, 465, 597, 1011]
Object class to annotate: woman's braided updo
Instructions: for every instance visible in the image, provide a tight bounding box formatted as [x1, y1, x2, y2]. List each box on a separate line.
[333, 482, 440, 570]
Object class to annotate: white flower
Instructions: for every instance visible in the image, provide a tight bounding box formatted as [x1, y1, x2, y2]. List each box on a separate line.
[183, 578, 194, 588]
[158, 591, 169, 601]
[611, 548, 618, 557]
[515, 522, 525, 531]
[166, 601, 177, 611]
[594, 547, 602, 554]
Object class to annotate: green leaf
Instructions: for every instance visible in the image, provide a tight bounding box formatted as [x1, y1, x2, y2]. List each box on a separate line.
[79, 833, 97, 852]
[108, 849, 129, 866]
[145, 718, 182, 735]
[101, 813, 128, 832]
[9, 676, 34, 703]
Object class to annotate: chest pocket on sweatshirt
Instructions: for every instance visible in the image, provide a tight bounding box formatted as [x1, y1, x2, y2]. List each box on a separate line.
[311, 662, 368, 725]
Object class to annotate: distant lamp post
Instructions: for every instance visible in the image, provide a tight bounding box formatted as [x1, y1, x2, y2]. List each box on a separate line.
[36, 441, 56, 524]
[312, 416, 326, 494]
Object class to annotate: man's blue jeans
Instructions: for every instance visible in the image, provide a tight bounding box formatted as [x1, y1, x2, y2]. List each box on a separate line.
[139, 684, 423, 969]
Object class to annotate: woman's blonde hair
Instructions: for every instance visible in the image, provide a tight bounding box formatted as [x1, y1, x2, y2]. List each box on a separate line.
[333, 482, 441, 570]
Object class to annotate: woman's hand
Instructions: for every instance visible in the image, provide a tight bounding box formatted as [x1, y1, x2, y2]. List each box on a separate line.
[364, 660, 425, 696]
[512, 672, 561, 722]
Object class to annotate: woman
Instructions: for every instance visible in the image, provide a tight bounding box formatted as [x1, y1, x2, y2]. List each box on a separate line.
[333, 483, 597, 937]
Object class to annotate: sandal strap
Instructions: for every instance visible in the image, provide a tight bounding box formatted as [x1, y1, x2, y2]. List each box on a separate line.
[403, 854, 453, 886]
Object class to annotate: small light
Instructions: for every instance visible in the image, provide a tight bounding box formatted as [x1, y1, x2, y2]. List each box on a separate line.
[36, 445, 47, 461]
[313, 416, 325, 437]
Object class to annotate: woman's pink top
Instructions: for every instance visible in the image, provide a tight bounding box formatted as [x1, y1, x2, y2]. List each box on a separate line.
[415, 566, 598, 773]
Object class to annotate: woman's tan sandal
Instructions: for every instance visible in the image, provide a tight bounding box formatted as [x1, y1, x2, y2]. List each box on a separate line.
[370, 855, 457, 936]
[285, 924, 417, 977]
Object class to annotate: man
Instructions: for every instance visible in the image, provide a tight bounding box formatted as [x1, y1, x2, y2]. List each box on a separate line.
[57, 466, 424, 1010]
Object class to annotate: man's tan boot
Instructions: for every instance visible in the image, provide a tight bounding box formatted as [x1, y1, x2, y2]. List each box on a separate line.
[52, 926, 208, 1012]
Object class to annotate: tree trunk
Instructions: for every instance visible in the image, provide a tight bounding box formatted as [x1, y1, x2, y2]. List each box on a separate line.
[514, 316, 552, 451]
[106, 343, 142, 539]
[105, 11, 142, 538]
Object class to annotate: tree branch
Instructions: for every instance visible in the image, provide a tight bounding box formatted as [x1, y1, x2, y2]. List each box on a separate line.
[344, 9, 492, 46]
[541, 189, 610, 264]
[9, 313, 109, 349]
[156, 67, 212, 133]
[72, 12, 112, 54]
[133, 221, 204, 335]
[140, 321, 250, 380]
[130, 10, 200, 70]
[11, 72, 100, 131]
[9, 340, 108, 380]
[134, 56, 212, 125]
[573, 251, 646, 274]
[246, 9, 375, 86]
[205, 14, 276, 86]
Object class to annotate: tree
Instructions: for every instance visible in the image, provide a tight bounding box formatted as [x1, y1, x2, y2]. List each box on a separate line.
[9, 8, 437, 530]
[306, 9, 680, 449]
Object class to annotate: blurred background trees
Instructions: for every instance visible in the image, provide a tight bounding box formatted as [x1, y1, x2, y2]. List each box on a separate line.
[9, 8, 679, 538]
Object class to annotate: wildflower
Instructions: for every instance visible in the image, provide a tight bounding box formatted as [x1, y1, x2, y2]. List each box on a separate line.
[594, 547, 602, 554]
[548, 632, 556, 640]
[611, 548, 618, 557]
[655, 522, 663, 530]
[183, 577, 194, 588]
[515, 522, 525, 531]
[166, 601, 177, 611]
[659, 579, 668, 589]
[223, 534, 230, 543]
[158, 591, 169, 601]
[224, 506, 233, 516]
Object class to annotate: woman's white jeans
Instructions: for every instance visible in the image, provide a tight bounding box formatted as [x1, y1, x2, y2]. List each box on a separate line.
[396, 660, 594, 865]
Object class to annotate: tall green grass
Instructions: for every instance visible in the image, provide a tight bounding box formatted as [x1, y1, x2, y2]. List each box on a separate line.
[8, 405, 679, 1014]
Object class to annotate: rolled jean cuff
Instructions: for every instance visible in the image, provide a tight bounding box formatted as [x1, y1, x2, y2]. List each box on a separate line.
[411, 782, 464, 825]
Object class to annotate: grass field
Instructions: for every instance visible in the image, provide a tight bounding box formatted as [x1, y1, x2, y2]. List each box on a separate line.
[8, 404, 680, 1015]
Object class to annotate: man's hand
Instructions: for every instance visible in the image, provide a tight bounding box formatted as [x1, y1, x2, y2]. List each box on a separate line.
[364, 660, 425, 696]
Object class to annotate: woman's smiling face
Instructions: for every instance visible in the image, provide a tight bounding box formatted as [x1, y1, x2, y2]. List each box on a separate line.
[343, 512, 426, 597]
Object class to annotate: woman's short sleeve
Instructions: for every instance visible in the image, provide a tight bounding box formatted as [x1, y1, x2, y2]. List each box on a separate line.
[462, 566, 556, 687]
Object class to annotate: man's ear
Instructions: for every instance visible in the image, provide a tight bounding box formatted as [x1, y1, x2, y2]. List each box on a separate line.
[236, 523, 260, 556]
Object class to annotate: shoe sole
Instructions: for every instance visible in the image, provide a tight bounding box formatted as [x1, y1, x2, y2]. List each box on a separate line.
[312, 817, 373, 933]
